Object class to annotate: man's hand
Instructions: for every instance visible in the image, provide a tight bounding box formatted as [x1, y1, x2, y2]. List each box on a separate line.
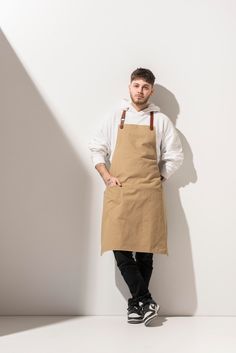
[105, 175, 122, 187]
[95, 163, 122, 187]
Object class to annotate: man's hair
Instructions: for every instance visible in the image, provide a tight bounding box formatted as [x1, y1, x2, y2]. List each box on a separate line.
[130, 67, 155, 86]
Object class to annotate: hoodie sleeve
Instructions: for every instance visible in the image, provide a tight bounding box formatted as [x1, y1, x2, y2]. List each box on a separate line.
[159, 117, 184, 180]
[88, 111, 112, 168]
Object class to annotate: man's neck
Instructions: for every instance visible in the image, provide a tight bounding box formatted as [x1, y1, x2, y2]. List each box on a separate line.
[131, 102, 149, 112]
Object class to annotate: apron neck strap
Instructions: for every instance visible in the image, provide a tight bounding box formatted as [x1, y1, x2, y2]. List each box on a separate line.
[150, 111, 154, 130]
[120, 110, 154, 130]
[120, 110, 126, 129]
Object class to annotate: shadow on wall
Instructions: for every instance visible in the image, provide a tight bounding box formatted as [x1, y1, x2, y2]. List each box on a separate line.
[0, 30, 91, 335]
[115, 83, 198, 315]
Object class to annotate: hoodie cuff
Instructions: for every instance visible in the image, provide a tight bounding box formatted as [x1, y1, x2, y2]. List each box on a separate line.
[160, 167, 169, 181]
[92, 154, 107, 168]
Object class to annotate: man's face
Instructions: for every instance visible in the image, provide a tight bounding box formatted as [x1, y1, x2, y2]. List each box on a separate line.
[129, 78, 154, 106]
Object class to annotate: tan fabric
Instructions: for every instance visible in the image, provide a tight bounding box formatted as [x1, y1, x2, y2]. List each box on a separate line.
[101, 109, 168, 255]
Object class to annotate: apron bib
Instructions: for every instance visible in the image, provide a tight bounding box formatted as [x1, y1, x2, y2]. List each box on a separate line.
[101, 108, 168, 255]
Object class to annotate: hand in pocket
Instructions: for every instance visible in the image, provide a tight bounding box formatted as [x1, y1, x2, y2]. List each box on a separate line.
[105, 176, 122, 187]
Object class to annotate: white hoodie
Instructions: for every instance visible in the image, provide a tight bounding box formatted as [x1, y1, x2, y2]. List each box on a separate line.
[88, 98, 184, 180]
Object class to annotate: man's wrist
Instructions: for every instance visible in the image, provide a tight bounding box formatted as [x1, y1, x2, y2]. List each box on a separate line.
[95, 163, 111, 181]
[104, 175, 112, 183]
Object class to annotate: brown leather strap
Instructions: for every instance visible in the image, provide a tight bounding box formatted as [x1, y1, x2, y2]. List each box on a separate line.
[150, 111, 154, 130]
[120, 110, 126, 129]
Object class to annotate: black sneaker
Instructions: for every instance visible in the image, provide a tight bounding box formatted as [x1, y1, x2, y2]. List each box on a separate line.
[127, 299, 144, 324]
[141, 300, 160, 326]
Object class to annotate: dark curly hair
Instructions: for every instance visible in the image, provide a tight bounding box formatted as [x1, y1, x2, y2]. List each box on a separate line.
[130, 68, 155, 86]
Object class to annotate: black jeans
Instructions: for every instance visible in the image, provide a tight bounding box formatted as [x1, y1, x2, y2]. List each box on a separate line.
[113, 250, 154, 304]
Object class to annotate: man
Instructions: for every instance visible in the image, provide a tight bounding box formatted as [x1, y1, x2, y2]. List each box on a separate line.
[88, 68, 184, 325]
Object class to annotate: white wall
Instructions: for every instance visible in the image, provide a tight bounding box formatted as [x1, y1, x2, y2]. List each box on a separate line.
[1, 0, 236, 316]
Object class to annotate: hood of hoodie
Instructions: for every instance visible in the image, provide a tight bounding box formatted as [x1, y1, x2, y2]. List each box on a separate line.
[120, 97, 160, 114]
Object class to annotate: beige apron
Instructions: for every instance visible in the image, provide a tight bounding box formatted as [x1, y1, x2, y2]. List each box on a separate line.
[101, 108, 168, 255]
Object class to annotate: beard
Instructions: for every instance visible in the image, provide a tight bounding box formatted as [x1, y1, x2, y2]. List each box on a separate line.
[130, 93, 150, 106]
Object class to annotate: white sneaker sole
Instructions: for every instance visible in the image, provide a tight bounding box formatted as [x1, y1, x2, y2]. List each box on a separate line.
[144, 304, 160, 326]
[127, 318, 143, 324]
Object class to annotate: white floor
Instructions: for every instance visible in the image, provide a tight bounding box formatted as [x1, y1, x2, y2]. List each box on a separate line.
[0, 316, 235, 353]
